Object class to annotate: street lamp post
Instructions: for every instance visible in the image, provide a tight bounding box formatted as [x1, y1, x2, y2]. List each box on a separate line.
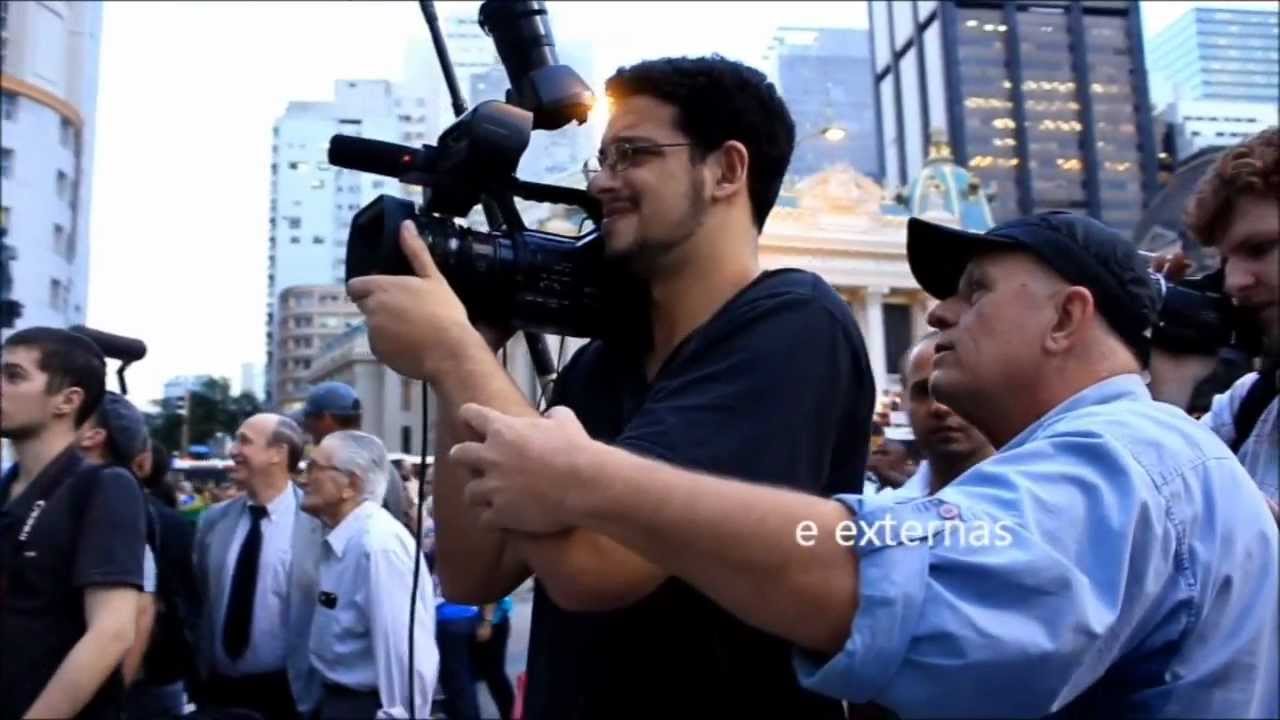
[784, 124, 848, 191]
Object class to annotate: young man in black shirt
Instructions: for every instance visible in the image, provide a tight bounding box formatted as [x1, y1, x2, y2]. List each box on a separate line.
[350, 55, 872, 718]
[0, 327, 147, 720]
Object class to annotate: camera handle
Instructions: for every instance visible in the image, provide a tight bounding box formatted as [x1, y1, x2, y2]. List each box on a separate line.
[417, 0, 558, 384]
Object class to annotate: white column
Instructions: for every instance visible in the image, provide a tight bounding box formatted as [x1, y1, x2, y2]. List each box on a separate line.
[865, 288, 887, 397]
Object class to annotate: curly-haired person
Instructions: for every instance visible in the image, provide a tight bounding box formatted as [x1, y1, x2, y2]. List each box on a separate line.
[1151, 127, 1279, 517]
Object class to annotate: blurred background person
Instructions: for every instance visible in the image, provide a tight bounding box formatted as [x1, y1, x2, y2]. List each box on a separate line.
[473, 597, 516, 720]
[75, 392, 160, 695]
[192, 413, 321, 720]
[892, 331, 995, 497]
[866, 435, 912, 492]
[297, 430, 438, 719]
[299, 381, 410, 528]
[130, 440, 203, 719]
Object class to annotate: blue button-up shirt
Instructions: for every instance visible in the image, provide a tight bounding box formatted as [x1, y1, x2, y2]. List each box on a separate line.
[797, 375, 1279, 717]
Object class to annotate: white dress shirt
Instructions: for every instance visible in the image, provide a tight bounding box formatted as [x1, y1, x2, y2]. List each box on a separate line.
[309, 501, 438, 719]
[214, 485, 297, 675]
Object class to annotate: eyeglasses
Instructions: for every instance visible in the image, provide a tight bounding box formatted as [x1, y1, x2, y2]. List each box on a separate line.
[582, 141, 694, 182]
[304, 461, 353, 480]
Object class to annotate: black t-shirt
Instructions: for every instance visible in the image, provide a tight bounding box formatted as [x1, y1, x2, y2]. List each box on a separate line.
[0, 445, 146, 720]
[523, 268, 874, 720]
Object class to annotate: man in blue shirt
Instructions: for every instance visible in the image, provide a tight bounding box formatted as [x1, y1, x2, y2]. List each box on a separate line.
[447, 212, 1279, 717]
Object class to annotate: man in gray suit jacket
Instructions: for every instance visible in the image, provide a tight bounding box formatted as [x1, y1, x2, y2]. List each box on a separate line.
[193, 413, 322, 720]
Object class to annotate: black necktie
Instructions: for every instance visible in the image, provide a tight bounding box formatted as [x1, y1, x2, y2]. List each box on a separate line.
[223, 504, 268, 661]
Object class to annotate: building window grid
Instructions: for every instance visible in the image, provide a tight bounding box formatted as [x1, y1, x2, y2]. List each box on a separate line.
[955, 7, 1021, 221]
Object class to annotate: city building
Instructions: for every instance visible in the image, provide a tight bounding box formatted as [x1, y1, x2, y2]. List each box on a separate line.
[1157, 98, 1278, 160]
[0, 0, 102, 338]
[1146, 5, 1278, 109]
[273, 283, 364, 411]
[265, 79, 425, 406]
[164, 374, 216, 401]
[306, 324, 437, 455]
[869, 0, 1159, 236]
[239, 361, 263, 400]
[766, 27, 880, 182]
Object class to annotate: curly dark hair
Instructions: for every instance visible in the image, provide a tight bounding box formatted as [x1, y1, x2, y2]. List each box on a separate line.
[1185, 126, 1279, 246]
[604, 55, 796, 231]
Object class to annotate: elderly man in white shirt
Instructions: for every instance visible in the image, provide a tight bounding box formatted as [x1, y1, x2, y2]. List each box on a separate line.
[297, 430, 438, 719]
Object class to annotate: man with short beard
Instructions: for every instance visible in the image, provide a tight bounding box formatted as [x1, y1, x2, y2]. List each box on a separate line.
[349, 55, 873, 718]
[1150, 127, 1278, 515]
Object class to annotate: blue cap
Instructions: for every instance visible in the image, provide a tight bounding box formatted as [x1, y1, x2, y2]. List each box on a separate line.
[304, 381, 362, 417]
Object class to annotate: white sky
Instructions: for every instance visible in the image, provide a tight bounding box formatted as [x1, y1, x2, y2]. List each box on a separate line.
[84, 0, 1269, 404]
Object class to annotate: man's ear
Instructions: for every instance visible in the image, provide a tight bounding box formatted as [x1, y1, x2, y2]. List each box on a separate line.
[710, 140, 749, 201]
[1045, 286, 1095, 355]
[53, 386, 86, 423]
[78, 426, 105, 450]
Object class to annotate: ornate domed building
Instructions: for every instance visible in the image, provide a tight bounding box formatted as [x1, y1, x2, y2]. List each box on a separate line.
[761, 130, 994, 395]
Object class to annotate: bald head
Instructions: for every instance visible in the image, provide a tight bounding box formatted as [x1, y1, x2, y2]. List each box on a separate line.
[229, 413, 305, 492]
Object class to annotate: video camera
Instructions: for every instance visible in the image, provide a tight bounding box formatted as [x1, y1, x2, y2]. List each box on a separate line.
[1149, 265, 1260, 357]
[329, 0, 638, 340]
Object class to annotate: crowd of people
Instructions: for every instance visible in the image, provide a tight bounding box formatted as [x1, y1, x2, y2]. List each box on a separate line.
[1, 51, 1276, 720]
[0, 358, 519, 719]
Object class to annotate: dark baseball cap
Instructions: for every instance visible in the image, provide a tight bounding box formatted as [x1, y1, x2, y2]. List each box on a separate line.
[907, 211, 1159, 362]
[303, 381, 362, 417]
[98, 392, 149, 466]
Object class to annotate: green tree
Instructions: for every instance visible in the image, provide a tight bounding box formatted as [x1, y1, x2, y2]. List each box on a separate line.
[146, 377, 262, 453]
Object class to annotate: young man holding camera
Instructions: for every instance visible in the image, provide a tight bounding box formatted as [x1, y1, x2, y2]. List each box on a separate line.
[350, 56, 873, 718]
[1149, 127, 1278, 514]
[0, 327, 147, 720]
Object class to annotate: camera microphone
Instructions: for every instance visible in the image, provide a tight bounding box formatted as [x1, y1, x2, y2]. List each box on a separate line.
[69, 325, 147, 364]
[329, 135, 438, 180]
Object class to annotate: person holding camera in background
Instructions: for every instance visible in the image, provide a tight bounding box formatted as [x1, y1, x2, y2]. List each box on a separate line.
[350, 54, 873, 719]
[1149, 127, 1278, 520]
[0, 328, 147, 720]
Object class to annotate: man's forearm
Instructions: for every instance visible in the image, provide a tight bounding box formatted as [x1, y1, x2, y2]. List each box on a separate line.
[566, 442, 861, 653]
[121, 593, 157, 686]
[24, 615, 136, 718]
[431, 336, 539, 602]
[433, 335, 667, 609]
[511, 529, 668, 611]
